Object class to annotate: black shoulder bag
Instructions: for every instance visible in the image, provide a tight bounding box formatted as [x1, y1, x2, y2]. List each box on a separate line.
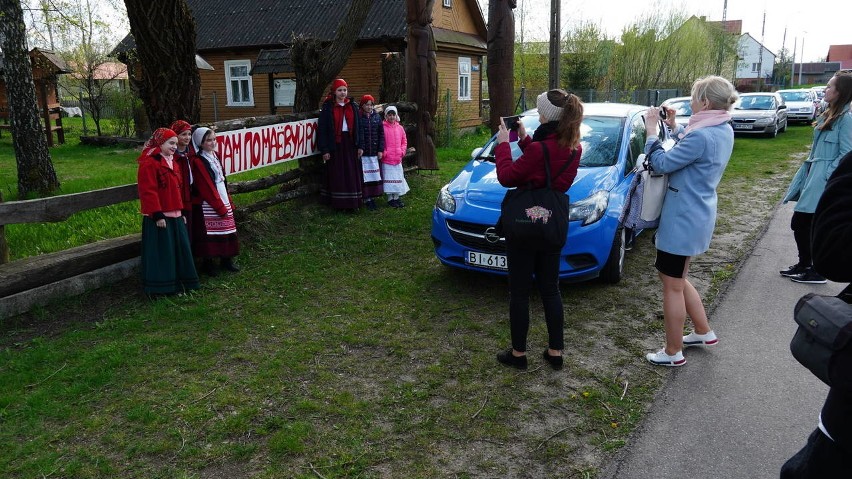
[499, 143, 571, 250]
[791, 284, 852, 390]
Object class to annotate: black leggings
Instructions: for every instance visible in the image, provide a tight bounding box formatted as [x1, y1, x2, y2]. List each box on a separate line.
[791, 211, 814, 266]
[506, 244, 564, 352]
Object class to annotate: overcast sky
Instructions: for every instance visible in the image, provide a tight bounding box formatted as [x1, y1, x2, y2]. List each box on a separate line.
[476, 0, 851, 62]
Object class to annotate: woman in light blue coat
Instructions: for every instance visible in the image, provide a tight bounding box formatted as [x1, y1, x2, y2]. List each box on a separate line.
[781, 72, 852, 284]
[642, 76, 738, 367]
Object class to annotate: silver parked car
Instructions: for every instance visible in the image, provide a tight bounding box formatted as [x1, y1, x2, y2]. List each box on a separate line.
[730, 92, 788, 138]
[777, 89, 818, 123]
[660, 96, 692, 129]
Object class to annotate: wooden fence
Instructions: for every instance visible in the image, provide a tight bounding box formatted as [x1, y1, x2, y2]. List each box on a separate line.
[0, 105, 420, 318]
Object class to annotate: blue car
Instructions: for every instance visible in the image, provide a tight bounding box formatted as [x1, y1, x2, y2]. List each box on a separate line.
[431, 103, 673, 283]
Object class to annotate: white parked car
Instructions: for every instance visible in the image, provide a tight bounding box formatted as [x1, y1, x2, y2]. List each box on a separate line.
[777, 89, 818, 123]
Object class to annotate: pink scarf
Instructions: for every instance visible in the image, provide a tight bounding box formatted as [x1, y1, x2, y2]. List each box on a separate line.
[681, 110, 732, 138]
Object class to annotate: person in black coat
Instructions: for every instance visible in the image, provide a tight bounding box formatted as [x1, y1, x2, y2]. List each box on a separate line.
[318, 78, 363, 210]
[780, 150, 852, 477]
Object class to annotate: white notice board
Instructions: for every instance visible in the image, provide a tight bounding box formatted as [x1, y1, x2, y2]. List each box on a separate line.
[274, 79, 296, 107]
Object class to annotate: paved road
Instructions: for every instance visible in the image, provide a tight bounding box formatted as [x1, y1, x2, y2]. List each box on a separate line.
[601, 202, 841, 479]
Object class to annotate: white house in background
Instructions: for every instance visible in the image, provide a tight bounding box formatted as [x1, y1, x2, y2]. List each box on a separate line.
[736, 33, 776, 89]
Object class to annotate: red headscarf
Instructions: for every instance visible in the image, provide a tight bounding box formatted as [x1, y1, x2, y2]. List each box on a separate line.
[326, 79, 354, 143]
[360, 94, 375, 105]
[139, 127, 178, 160]
[332, 78, 348, 91]
[169, 120, 192, 135]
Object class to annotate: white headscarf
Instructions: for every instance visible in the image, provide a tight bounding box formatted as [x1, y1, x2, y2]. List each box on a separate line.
[191, 127, 224, 183]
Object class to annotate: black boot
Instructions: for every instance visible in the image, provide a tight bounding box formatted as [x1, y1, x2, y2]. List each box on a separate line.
[221, 257, 240, 273]
[203, 258, 218, 277]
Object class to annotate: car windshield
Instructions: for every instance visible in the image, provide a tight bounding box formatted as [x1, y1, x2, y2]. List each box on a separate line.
[779, 91, 811, 102]
[734, 96, 775, 110]
[666, 100, 692, 117]
[475, 115, 626, 167]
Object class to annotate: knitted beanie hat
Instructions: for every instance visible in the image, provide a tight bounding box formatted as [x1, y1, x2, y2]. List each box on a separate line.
[536, 89, 570, 122]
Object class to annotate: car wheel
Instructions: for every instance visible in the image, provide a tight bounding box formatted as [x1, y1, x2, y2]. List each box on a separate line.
[599, 227, 625, 284]
[766, 121, 778, 138]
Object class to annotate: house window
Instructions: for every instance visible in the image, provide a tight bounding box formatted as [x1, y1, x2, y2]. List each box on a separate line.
[224, 60, 254, 106]
[443, 0, 452, 7]
[752, 63, 759, 72]
[458, 57, 471, 101]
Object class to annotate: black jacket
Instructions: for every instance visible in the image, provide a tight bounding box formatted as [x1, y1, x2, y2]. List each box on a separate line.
[811, 150, 852, 452]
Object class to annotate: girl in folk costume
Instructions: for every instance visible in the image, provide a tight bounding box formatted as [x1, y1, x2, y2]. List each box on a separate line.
[137, 127, 200, 296]
[381, 106, 410, 208]
[190, 127, 240, 276]
[170, 120, 194, 237]
[318, 78, 364, 210]
[356, 94, 384, 210]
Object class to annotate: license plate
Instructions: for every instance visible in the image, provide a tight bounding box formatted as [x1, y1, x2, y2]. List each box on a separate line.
[466, 251, 508, 270]
[733, 124, 753, 130]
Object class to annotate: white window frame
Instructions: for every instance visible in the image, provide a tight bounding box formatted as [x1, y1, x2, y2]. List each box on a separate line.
[443, 0, 452, 7]
[458, 57, 471, 101]
[224, 59, 254, 107]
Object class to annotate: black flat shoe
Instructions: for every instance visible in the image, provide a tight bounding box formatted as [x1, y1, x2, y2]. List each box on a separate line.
[220, 257, 240, 273]
[496, 349, 528, 370]
[542, 349, 563, 370]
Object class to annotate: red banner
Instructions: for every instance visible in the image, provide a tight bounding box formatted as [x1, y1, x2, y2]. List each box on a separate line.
[215, 119, 319, 175]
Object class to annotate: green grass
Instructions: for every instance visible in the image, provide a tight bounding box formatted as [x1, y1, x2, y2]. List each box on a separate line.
[0, 122, 813, 477]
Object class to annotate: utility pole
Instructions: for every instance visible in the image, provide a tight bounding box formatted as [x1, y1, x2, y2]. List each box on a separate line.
[757, 11, 765, 91]
[790, 37, 797, 87]
[715, 0, 728, 75]
[798, 37, 805, 85]
[548, 0, 560, 90]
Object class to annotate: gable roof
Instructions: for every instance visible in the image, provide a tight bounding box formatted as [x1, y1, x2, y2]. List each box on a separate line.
[827, 45, 852, 62]
[116, 0, 411, 54]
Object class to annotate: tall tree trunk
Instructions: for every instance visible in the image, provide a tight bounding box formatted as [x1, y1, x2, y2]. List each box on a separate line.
[487, 0, 516, 133]
[123, 0, 200, 129]
[0, 0, 60, 198]
[405, 0, 438, 169]
[291, 0, 375, 113]
[380, 52, 405, 103]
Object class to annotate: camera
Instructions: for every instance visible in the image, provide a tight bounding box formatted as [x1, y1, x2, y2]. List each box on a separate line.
[658, 107, 668, 120]
[502, 115, 522, 131]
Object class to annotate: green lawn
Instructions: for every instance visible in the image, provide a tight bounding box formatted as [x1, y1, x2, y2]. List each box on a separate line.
[0, 122, 814, 478]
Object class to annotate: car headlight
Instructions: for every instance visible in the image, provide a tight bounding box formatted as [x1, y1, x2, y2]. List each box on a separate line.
[436, 185, 456, 213]
[569, 190, 608, 226]
[754, 117, 774, 126]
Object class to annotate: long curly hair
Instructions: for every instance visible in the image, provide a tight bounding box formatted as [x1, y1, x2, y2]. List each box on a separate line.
[550, 90, 583, 150]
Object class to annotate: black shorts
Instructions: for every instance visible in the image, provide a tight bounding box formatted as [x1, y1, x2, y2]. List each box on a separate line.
[655, 250, 689, 278]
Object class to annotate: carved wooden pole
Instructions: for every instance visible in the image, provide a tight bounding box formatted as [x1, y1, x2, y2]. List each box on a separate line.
[487, 0, 517, 132]
[405, 0, 438, 169]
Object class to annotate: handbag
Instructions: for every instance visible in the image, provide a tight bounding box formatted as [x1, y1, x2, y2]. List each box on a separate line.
[790, 286, 852, 389]
[620, 154, 668, 229]
[499, 143, 571, 250]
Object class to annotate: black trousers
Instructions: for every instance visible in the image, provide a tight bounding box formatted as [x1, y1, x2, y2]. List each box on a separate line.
[780, 428, 852, 478]
[791, 211, 814, 266]
[506, 244, 564, 352]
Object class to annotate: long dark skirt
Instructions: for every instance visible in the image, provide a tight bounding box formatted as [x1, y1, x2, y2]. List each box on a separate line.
[191, 203, 240, 258]
[141, 216, 200, 295]
[320, 134, 364, 209]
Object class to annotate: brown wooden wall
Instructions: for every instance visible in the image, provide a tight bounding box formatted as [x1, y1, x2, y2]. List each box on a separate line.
[435, 51, 483, 129]
[433, 0, 482, 35]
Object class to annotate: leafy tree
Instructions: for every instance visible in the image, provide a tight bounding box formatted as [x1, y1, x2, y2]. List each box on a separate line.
[0, 0, 60, 198]
[123, 0, 200, 128]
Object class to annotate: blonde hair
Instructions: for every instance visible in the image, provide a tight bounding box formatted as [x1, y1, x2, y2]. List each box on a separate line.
[691, 76, 738, 111]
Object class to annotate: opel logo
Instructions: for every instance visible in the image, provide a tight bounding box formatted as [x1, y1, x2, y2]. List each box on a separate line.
[484, 227, 501, 244]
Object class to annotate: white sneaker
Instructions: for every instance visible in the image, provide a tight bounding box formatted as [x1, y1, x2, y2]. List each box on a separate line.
[646, 349, 686, 367]
[683, 330, 718, 347]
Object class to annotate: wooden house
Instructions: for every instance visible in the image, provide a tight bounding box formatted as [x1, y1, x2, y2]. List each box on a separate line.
[0, 48, 70, 146]
[114, 0, 487, 128]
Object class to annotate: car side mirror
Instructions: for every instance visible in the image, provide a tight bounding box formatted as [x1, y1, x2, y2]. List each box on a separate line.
[471, 147, 484, 160]
[778, 104, 787, 110]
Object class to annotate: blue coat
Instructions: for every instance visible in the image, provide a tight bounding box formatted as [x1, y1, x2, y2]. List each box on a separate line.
[357, 110, 385, 156]
[783, 105, 852, 213]
[645, 122, 734, 256]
